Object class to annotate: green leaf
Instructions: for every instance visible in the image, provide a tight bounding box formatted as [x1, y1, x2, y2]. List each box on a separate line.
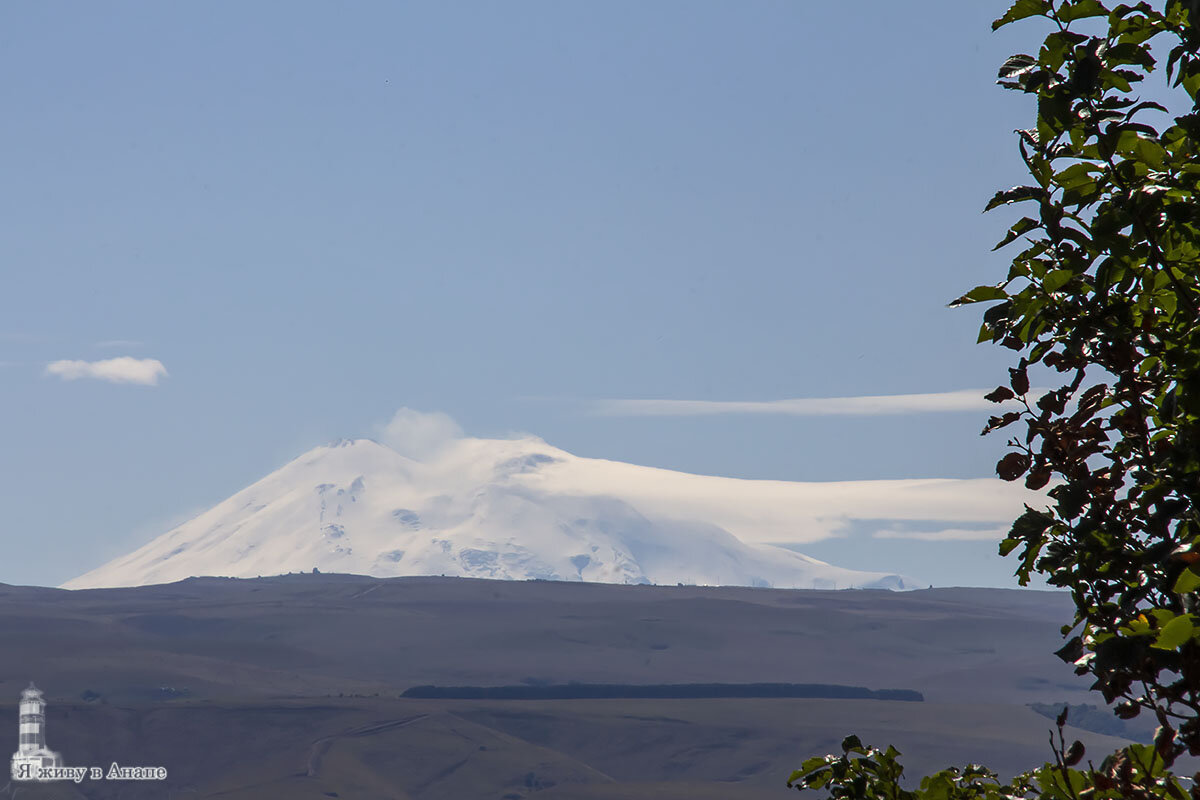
[1053, 162, 1102, 191]
[1044, 269, 1074, 291]
[1183, 69, 1200, 100]
[999, 537, 1023, 556]
[1135, 136, 1167, 169]
[985, 185, 1044, 211]
[993, 217, 1041, 250]
[1153, 613, 1194, 650]
[1059, 0, 1109, 22]
[993, 0, 1052, 30]
[1174, 566, 1200, 593]
[806, 770, 832, 788]
[951, 285, 1009, 306]
[786, 768, 818, 788]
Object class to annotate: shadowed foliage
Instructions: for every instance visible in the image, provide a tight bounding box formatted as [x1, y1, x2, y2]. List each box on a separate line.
[790, 0, 1200, 797]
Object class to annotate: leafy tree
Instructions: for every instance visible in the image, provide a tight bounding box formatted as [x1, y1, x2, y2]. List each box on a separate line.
[790, 0, 1200, 796]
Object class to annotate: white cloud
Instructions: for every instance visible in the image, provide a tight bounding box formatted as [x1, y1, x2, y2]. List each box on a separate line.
[527, 447, 1048, 544]
[45, 357, 168, 386]
[377, 408, 464, 460]
[591, 389, 1024, 417]
[362, 424, 1042, 546]
[872, 526, 1011, 542]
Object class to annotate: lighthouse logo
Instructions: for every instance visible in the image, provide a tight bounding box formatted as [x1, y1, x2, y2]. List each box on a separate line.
[10, 683, 63, 781]
[9, 683, 167, 783]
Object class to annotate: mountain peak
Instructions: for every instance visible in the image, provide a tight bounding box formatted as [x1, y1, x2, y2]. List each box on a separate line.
[323, 437, 387, 450]
[63, 437, 918, 591]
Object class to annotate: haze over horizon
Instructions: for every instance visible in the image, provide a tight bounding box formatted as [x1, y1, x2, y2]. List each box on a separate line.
[0, 2, 1044, 589]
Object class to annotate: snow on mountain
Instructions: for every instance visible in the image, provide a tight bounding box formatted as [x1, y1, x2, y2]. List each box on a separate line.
[63, 437, 921, 591]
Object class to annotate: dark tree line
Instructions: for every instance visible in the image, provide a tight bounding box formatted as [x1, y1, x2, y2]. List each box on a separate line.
[403, 683, 922, 701]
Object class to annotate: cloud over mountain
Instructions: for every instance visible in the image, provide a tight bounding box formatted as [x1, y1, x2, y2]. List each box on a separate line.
[377, 407, 464, 460]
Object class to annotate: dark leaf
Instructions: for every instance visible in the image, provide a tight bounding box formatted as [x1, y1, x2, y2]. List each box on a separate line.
[998, 53, 1039, 79]
[1009, 366, 1031, 395]
[1116, 701, 1141, 719]
[982, 411, 1023, 435]
[1156, 724, 1176, 759]
[997, 452, 1033, 481]
[1009, 508, 1055, 540]
[1026, 467, 1053, 490]
[1064, 739, 1086, 767]
[985, 386, 1016, 403]
[1055, 637, 1085, 664]
[983, 301, 1013, 327]
[1076, 383, 1108, 410]
[1037, 390, 1068, 415]
[1125, 100, 1169, 120]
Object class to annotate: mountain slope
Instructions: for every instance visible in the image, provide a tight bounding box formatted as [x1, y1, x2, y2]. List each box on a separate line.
[64, 437, 916, 590]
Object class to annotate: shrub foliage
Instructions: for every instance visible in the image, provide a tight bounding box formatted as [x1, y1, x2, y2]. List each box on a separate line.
[790, 0, 1200, 796]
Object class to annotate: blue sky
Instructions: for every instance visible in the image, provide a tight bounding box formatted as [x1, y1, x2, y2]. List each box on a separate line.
[1, 2, 1048, 588]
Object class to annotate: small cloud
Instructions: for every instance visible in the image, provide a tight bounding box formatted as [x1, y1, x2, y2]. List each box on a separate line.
[590, 389, 1027, 417]
[45, 357, 168, 386]
[94, 339, 144, 349]
[872, 526, 1010, 542]
[377, 408, 464, 460]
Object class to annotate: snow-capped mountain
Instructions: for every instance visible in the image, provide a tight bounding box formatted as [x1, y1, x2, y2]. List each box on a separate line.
[64, 437, 920, 590]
